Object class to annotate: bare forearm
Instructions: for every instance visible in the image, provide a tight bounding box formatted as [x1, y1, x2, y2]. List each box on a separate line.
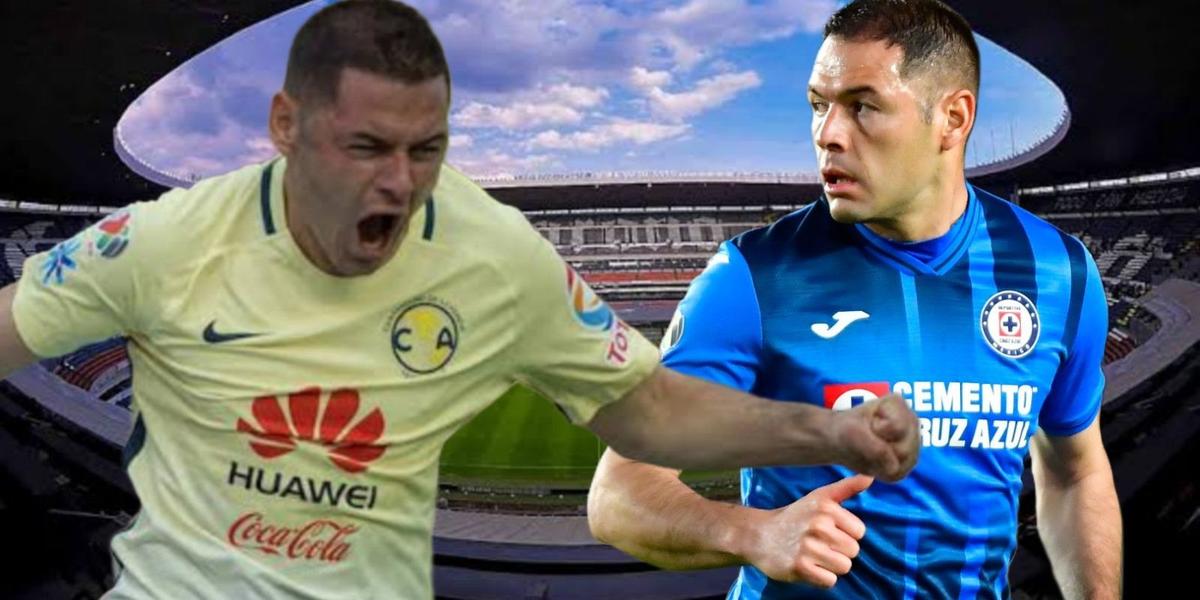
[1036, 470, 1123, 600]
[588, 450, 758, 570]
[590, 367, 838, 471]
[0, 284, 39, 379]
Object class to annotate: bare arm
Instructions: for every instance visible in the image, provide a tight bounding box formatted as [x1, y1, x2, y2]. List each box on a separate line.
[586, 365, 919, 480]
[0, 284, 39, 379]
[587, 450, 736, 570]
[588, 447, 872, 588]
[1030, 418, 1122, 600]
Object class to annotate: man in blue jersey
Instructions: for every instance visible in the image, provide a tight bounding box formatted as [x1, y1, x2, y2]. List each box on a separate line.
[587, 1, 1122, 598]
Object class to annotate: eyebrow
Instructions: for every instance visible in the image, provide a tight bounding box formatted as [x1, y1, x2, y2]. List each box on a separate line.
[415, 132, 449, 147]
[349, 131, 449, 146]
[808, 85, 880, 99]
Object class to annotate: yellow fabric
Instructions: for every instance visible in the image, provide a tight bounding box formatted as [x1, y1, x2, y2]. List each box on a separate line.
[13, 158, 659, 599]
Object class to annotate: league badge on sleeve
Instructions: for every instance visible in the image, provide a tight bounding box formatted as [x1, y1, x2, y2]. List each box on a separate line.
[980, 291, 1040, 358]
[40, 238, 80, 285]
[564, 265, 615, 332]
[659, 309, 685, 353]
[89, 209, 132, 259]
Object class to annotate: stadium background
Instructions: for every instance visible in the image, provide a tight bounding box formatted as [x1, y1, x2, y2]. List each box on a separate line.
[1, 1, 1198, 598]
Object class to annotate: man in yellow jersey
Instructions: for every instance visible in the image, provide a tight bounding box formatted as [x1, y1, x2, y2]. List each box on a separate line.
[0, 1, 919, 598]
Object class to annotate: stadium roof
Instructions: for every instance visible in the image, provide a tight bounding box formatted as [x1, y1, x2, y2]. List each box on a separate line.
[1, 0, 1196, 207]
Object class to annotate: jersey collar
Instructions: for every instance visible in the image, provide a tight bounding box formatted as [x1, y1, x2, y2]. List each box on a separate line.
[258, 157, 438, 242]
[850, 183, 981, 277]
[255, 157, 439, 282]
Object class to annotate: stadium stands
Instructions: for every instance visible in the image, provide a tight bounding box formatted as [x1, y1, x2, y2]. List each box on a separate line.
[1, 174, 1197, 599]
[50, 339, 132, 409]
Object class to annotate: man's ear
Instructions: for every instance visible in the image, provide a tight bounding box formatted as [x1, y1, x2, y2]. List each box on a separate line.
[269, 91, 301, 157]
[939, 88, 976, 154]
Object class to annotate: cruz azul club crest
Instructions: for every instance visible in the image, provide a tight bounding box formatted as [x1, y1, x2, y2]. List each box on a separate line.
[980, 290, 1040, 359]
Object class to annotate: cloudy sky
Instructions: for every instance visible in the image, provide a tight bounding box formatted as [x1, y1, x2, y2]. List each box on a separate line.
[116, 0, 1067, 182]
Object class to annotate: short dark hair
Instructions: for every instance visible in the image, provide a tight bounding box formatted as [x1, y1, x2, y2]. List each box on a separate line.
[825, 0, 979, 105]
[284, 0, 450, 106]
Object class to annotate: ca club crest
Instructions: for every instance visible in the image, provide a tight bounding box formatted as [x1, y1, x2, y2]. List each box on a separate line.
[980, 290, 1040, 359]
[389, 298, 462, 374]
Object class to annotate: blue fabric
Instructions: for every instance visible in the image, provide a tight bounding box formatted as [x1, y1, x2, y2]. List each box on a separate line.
[660, 242, 762, 392]
[663, 185, 1106, 599]
[854, 191, 970, 266]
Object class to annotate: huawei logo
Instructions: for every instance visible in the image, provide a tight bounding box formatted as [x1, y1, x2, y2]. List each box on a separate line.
[236, 387, 386, 473]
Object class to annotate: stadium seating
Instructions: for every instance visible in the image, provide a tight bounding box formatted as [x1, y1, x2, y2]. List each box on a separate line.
[1, 175, 1197, 600]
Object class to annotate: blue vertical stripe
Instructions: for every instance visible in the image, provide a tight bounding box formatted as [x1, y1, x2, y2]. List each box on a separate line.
[422, 196, 436, 241]
[122, 414, 146, 469]
[980, 196, 1037, 304]
[965, 210, 995, 376]
[930, 185, 981, 273]
[899, 272, 923, 359]
[903, 523, 921, 600]
[976, 493, 1016, 599]
[1009, 208, 1073, 365]
[957, 521, 989, 600]
[1058, 232, 1089, 351]
[916, 251, 975, 349]
[259, 161, 276, 235]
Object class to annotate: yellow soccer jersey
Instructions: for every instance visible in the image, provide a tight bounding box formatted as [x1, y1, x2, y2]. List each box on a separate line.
[12, 158, 660, 599]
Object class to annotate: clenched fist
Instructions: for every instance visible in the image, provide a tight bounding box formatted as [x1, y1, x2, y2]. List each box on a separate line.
[829, 394, 919, 482]
[739, 475, 873, 589]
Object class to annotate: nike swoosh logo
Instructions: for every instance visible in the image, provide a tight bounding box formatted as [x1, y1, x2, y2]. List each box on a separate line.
[203, 321, 260, 344]
[810, 310, 870, 339]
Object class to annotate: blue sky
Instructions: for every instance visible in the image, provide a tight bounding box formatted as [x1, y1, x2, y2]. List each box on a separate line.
[116, 0, 1067, 182]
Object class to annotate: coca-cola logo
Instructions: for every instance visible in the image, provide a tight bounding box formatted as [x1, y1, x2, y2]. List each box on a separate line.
[227, 512, 359, 563]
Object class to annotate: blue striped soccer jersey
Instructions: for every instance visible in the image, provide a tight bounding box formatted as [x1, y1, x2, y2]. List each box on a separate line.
[662, 184, 1107, 599]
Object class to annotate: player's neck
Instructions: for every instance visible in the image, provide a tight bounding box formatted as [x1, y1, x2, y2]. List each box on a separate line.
[282, 169, 339, 275]
[863, 176, 969, 242]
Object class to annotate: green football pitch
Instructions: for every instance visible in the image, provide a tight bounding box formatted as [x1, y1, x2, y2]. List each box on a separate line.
[438, 385, 734, 490]
[439, 385, 605, 488]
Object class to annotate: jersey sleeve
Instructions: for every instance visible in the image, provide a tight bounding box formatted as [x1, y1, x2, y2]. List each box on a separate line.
[1038, 248, 1107, 436]
[508, 231, 660, 425]
[660, 240, 762, 392]
[12, 203, 155, 358]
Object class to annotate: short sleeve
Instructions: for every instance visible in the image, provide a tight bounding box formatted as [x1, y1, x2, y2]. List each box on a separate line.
[509, 232, 660, 425]
[1038, 248, 1107, 436]
[661, 241, 762, 392]
[12, 204, 151, 358]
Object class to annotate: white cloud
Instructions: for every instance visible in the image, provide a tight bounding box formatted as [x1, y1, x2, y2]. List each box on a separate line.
[448, 149, 557, 177]
[630, 66, 673, 90]
[118, 0, 843, 181]
[453, 101, 584, 130]
[653, 0, 835, 47]
[544, 83, 609, 108]
[527, 119, 690, 151]
[412, 0, 631, 92]
[657, 33, 707, 71]
[645, 70, 763, 121]
[451, 83, 609, 130]
[118, 69, 278, 179]
[708, 59, 738, 74]
[414, 0, 836, 90]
